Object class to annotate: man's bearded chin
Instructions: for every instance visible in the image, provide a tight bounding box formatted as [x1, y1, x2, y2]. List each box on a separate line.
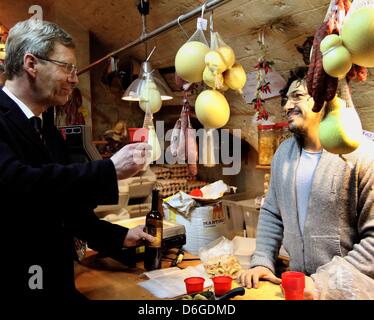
[289, 123, 305, 136]
[291, 129, 305, 146]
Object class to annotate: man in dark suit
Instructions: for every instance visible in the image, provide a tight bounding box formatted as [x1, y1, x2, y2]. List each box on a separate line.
[0, 19, 154, 300]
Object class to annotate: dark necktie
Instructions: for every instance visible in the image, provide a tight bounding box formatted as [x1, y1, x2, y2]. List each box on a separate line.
[29, 116, 43, 140]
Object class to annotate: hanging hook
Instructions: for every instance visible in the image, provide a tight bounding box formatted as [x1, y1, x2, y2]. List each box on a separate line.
[177, 15, 189, 39]
[146, 46, 156, 61]
[201, 1, 208, 18]
[210, 12, 214, 33]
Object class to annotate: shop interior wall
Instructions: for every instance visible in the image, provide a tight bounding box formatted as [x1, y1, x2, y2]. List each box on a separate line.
[0, 1, 92, 128]
[89, 35, 144, 142]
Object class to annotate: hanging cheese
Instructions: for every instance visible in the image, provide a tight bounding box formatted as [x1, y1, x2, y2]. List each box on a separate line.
[195, 90, 230, 128]
[139, 79, 162, 113]
[175, 41, 210, 83]
[320, 34, 352, 79]
[205, 50, 227, 74]
[319, 96, 363, 154]
[223, 63, 247, 93]
[203, 66, 225, 89]
[202, 128, 217, 167]
[341, 7, 374, 67]
[146, 126, 162, 162]
[216, 45, 236, 69]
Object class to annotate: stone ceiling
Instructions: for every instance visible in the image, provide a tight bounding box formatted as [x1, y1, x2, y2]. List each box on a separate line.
[1, 0, 373, 136]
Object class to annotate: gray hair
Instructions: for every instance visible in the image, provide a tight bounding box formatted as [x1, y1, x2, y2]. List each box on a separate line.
[5, 19, 75, 79]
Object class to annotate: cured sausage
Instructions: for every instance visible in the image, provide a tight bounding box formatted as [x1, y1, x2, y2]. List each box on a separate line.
[307, 21, 339, 113]
[346, 64, 367, 82]
[170, 97, 198, 176]
[176, 101, 188, 161]
[307, 22, 328, 111]
[326, 75, 339, 101]
[170, 118, 181, 157]
[186, 108, 198, 176]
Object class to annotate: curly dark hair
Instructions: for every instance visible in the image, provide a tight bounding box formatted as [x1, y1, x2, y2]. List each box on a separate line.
[279, 66, 308, 106]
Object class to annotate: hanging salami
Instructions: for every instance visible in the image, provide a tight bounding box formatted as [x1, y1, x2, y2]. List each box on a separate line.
[170, 91, 198, 177]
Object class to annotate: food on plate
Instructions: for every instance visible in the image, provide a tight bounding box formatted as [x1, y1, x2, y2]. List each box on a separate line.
[203, 255, 241, 278]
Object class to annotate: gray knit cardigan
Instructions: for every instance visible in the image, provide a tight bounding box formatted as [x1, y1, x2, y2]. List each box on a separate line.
[250, 137, 374, 278]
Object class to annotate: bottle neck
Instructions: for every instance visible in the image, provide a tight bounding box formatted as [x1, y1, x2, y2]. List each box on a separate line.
[151, 189, 159, 211]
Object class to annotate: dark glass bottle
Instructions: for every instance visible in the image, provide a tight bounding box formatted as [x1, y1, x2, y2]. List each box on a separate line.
[144, 189, 163, 270]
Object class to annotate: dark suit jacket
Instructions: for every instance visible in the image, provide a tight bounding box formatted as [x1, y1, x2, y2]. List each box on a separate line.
[0, 89, 128, 300]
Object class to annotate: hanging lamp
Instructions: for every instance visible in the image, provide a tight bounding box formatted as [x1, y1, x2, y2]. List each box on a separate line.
[121, 0, 173, 101]
[122, 59, 173, 101]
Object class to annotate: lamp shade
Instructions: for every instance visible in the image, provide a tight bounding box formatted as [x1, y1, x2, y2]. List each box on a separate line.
[122, 61, 173, 101]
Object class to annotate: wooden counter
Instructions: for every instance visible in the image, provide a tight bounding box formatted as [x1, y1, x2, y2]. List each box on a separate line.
[75, 248, 284, 300]
[75, 248, 200, 300]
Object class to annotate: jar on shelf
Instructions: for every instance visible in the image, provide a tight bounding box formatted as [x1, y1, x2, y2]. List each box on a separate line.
[274, 122, 292, 150]
[258, 124, 276, 166]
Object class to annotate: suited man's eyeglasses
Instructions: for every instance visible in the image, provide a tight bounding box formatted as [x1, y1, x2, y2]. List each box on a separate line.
[33, 54, 78, 75]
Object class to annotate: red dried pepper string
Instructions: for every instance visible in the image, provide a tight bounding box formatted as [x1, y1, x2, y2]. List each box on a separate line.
[252, 39, 272, 121]
[337, 0, 344, 11]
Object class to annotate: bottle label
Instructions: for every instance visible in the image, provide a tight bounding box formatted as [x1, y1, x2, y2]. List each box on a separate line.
[147, 226, 162, 248]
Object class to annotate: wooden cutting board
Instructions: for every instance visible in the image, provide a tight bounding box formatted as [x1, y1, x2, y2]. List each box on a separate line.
[230, 280, 284, 300]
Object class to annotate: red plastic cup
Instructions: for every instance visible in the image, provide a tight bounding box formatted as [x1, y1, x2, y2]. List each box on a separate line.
[281, 271, 305, 300]
[184, 277, 205, 294]
[212, 276, 232, 296]
[128, 128, 149, 143]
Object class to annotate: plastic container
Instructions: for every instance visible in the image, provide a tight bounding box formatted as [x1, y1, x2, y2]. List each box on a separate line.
[274, 122, 292, 150]
[258, 124, 276, 165]
[281, 271, 305, 300]
[212, 275, 232, 296]
[232, 236, 257, 270]
[184, 277, 205, 294]
[221, 192, 260, 239]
